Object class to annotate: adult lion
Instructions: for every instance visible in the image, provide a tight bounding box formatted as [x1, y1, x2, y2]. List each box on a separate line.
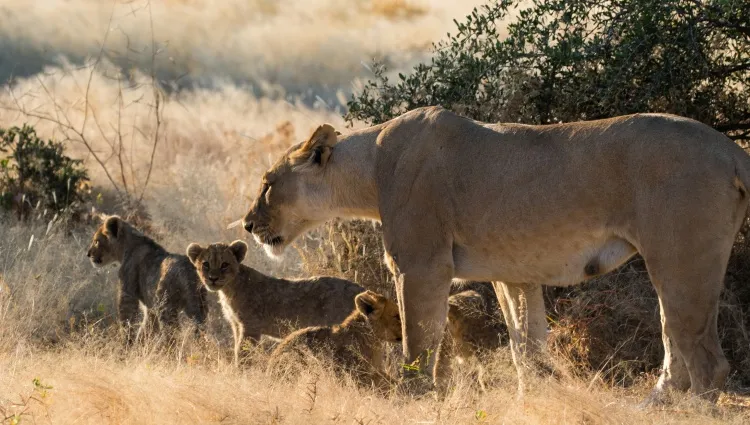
[242, 106, 750, 403]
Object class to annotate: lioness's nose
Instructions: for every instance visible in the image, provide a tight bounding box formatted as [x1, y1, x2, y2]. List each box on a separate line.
[243, 220, 254, 234]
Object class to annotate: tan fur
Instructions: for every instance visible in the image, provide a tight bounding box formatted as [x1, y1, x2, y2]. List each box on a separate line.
[86, 216, 207, 345]
[435, 287, 507, 390]
[446, 287, 506, 360]
[186, 240, 365, 366]
[243, 107, 750, 402]
[267, 290, 401, 389]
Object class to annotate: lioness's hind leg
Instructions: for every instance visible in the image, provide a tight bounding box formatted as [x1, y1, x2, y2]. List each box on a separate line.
[643, 244, 731, 401]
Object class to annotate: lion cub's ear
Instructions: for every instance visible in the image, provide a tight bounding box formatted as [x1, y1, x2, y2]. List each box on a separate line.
[290, 124, 338, 169]
[186, 243, 204, 264]
[103, 216, 122, 239]
[229, 240, 248, 263]
[355, 290, 385, 320]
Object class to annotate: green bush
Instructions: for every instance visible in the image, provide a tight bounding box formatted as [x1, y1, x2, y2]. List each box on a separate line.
[0, 124, 89, 216]
[346, 0, 750, 143]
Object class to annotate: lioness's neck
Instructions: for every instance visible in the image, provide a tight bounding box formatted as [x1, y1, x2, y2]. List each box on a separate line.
[325, 126, 382, 221]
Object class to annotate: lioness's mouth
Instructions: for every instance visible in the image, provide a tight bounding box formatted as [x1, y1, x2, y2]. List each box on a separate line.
[267, 236, 284, 246]
[252, 227, 284, 247]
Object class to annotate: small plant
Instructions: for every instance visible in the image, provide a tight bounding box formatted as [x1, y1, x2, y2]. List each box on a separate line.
[0, 378, 52, 424]
[0, 124, 89, 216]
[31, 378, 53, 399]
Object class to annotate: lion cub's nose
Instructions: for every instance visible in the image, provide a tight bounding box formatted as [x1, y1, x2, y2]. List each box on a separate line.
[86, 248, 92, 258]
[243, 220, 254, 234]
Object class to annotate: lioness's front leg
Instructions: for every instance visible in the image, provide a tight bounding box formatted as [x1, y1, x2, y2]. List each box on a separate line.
[389, 250, 454, 386]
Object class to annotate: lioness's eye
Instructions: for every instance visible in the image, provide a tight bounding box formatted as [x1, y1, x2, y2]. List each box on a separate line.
[220, 262, 229, 269]
[202, 262, 209, 270]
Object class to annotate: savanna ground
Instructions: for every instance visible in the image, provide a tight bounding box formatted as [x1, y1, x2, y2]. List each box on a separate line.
[0, 1, 749, 423]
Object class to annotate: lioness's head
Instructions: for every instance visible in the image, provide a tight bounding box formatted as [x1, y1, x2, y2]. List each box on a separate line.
[242, 124, 340, 257]
[355, 291, 402, 343]
[86, 216, 126, 268]
[186, 240, 248, 292]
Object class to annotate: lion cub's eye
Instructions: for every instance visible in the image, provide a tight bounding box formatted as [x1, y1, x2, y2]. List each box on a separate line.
[220, 262, 229, 270]
[202, 262, 209, 270]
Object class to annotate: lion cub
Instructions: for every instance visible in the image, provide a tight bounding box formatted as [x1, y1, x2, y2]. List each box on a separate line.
[186, 240, 365, 365]
[445, 288, 507, 360]
[434, 286, 507, 390]
[268, 290, 402, 389]
[86, 216, 207, 345]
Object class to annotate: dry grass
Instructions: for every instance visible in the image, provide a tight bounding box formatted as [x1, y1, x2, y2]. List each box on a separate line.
[0, 0, 749, 423]
[0, 0, 485, 103]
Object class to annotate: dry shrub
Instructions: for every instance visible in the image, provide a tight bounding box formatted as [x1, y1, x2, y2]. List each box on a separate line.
[296, 220, 394, 297]
[546, 259, 662, 387]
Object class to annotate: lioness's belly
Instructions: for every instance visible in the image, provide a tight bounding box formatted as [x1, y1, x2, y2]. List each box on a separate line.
[451, 234, 637, 286]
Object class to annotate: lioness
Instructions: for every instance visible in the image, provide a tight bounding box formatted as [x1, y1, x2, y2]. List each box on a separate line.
[186, 240, 366, 366]
[241, 107, 750, 403]
[87, 216, 208, 344]
[267, 290, 402, 389]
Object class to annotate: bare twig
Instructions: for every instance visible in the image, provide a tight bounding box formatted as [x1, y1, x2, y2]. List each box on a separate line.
[137, 0, 162, 205]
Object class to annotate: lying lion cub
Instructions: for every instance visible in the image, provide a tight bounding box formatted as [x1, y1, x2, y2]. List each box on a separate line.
[267, 290, 401, 389]
[86, 216, 208, 345]
[186, 240, 365, 365]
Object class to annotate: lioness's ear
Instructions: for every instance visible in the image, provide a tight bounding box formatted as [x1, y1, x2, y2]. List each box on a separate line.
[229, 240, 248, 263]
[186, 243, 204, 264]
[103, 216, 122, 239]
[290, 124, 338, 169]
[355, 290, 383, 319]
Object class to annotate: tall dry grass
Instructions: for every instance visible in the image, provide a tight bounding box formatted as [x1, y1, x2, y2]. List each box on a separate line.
[0, 0, 749, 423]
[0, 0, 485, 103]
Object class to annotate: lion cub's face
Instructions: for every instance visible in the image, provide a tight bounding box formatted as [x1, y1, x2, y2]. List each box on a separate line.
[187, 240, 248, 292]
[86, 216, 124, 268]
[242, 124, 339, 258]
[355, 291, 402, 343]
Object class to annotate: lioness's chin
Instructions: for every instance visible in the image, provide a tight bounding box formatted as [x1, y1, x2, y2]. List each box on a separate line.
[262, 243, 287, 259]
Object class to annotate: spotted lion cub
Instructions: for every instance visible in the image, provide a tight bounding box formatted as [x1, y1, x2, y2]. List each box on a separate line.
[268, 290, 402, 389]
[186, 240, 365, 365]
